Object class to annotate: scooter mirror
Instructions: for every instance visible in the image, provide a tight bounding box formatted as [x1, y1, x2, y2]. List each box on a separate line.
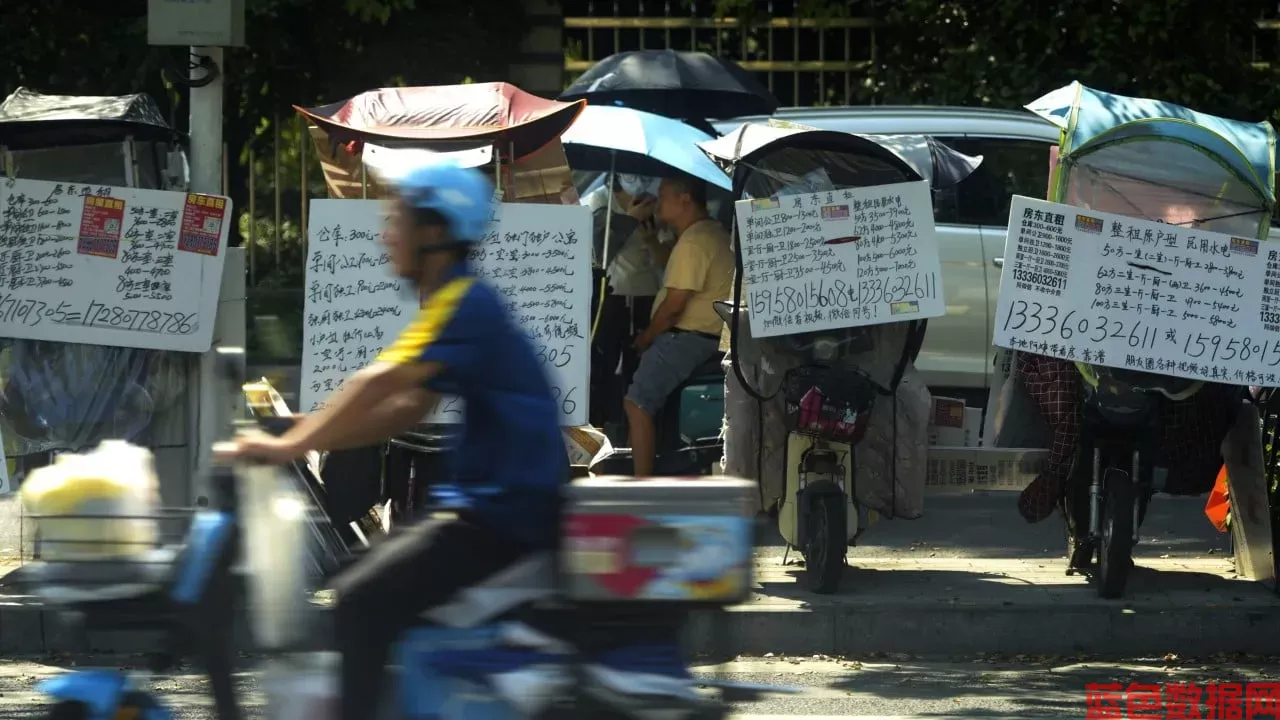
[215, 346, 246, 387]
[713, 300, 740, 324]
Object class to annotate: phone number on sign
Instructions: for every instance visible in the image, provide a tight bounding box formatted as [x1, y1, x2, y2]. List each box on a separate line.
[0, 294, 198, 335]
[1010, 267, 1066, 290]
[1002, 299, 1280, 366]
[435, 386, 579, 419]
[751, 273, 938, 315]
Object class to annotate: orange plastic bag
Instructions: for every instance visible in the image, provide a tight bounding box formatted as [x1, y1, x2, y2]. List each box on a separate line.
[1204, 465, 1231, 533]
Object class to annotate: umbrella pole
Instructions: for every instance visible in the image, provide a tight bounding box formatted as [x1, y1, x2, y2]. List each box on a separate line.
[603, 151, 616, 271]
[493, 143, 503, 199]
[590, 152, 616, 342]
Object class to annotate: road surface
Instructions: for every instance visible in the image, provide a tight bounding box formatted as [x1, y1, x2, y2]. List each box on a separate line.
[0, 654, 1274, 718]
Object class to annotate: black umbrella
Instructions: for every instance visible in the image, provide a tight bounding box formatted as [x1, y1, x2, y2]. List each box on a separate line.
[559, 50, 779, 121]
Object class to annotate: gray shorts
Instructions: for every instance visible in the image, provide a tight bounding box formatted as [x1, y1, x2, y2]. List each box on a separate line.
[626, 330, 721, 416]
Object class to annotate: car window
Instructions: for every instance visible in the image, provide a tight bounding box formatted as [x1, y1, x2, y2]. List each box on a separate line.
[933, 137, 1053, 227]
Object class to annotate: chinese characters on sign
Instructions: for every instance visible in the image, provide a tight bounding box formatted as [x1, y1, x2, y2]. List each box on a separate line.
[993, 196, 1280, 386]
[301, 200, 591, 425]
[1085, 680, 1280, 719]
[0, 177, 230, 352]
[733, 180, 946, 339]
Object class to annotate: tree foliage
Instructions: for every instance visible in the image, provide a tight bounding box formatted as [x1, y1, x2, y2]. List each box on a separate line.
[868, 0, 1279, 123]
[0, 0, 528, 291]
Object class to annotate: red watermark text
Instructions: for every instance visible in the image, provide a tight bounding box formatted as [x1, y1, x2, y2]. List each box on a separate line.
[1086, 682, 1280, 719]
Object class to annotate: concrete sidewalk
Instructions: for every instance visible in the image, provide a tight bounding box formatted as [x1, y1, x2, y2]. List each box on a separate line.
[684, 554, 1277, 657]
[0, 493, 1274, 656]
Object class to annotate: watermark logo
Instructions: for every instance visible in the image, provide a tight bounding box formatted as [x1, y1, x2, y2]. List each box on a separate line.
[1230, 237, 1259, 257]
[1085, 680, 1280, 719]
[1075, 214, 1104, 234]
[821, 204, 850, 221]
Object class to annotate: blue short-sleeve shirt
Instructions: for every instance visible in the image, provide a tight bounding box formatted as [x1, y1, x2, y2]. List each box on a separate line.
[376, 262, 567, 548]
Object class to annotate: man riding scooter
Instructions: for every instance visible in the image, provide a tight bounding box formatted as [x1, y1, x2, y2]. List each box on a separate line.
[216, 156, 569, 720]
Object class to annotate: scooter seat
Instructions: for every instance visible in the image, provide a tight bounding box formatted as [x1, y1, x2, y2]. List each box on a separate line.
[25, 547, 179, 605]
[420, 551, 557, 628]
[686, 354, 725, 382]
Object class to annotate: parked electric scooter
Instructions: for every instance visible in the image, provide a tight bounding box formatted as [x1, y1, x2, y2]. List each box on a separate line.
[1065, 365, 1201, 598]
[701, 123, 977, 594]
[775, 326, 882, 595]
[28, 348, 791, 719]
[1025, 81, 1277, 598]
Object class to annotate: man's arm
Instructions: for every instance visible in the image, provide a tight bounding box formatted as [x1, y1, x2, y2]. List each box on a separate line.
[321, 384, 440, 451]
[279, 276, 478, 455]
[280, 361, 440, 454]
[642, 289, 694, 342]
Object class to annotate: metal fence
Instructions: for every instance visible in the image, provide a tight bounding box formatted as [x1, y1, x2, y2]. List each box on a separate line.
[563, 2, 877, 108]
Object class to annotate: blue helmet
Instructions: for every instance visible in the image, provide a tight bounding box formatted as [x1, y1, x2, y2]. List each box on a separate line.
[394, 157, 494, 244]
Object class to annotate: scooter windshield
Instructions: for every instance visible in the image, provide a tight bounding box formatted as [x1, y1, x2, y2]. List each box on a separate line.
[1061, 137, 1268, 238]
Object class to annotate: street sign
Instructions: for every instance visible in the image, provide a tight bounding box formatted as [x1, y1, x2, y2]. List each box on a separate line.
[147, 0, 246, 47]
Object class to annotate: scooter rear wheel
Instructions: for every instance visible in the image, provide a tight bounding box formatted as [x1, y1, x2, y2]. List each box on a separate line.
[1098, 468, 1135, 599]
[803, 494, 847, 594]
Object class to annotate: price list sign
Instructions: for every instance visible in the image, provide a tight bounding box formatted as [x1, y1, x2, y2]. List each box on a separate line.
[734, 181, 946, 339]
[301, 200, 592, 426]
[0, 177, 229, 352]
[994, 196, 1280, 386]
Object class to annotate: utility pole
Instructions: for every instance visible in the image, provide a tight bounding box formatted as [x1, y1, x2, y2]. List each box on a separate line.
[189, 46, 245, 505]
[149, 1, 246, 504]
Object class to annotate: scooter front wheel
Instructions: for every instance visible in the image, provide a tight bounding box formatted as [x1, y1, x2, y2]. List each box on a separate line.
[1098, 468, 1135, 599]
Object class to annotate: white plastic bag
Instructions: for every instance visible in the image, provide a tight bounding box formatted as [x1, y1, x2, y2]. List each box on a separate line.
[19, 440, 160, 561]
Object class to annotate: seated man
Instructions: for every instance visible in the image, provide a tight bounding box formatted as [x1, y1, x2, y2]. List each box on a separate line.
[624, 175, 734, 476]
[217, 158, 567, 720]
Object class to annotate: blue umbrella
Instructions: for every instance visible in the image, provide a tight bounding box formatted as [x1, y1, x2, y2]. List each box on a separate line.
[562, 105, 731, 191]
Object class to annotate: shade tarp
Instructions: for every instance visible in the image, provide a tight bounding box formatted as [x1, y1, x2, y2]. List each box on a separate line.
[0, 87, 179, 149]
[310, 125, 576, 204]
[294, 82, 585, 161]
[700, 122, 982, 195]
[1027, 81, 1276, 205]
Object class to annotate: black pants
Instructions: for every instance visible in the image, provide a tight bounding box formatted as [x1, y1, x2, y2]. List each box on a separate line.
[588, 289, 655, 427]
[330, 515, 531, 720]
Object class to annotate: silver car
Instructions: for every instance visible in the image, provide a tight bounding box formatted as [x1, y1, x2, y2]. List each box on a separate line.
[718, 107, 1060, 404]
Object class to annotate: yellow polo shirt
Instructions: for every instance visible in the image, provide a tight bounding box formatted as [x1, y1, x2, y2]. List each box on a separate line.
[653, 219, 734, 336]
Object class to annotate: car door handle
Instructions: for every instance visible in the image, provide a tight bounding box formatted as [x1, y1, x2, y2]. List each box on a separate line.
[992, 257, 1005, 267]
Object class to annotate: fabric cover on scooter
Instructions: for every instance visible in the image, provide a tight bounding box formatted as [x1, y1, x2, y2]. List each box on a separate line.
[723, 308, 927, 519]
[1011, 354, 1236, 522]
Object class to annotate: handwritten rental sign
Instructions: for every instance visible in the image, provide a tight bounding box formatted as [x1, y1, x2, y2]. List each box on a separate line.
[994, 196, 1280, 386]
[734, 181, 945, 339]
[0, 177, 231, 352]
[302, 200, 591, 425]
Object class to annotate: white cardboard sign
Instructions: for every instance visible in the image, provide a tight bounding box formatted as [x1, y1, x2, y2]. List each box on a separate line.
[301, 200, 592, 426]
[994, 196, 1280, 385]
[734, 180, 946, 338]
[0, 177, 231, 352]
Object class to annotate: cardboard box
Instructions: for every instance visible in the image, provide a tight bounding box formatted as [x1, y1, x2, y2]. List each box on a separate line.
[928, 396, 967, 446]
[924, 447, 1048, 493]
[963, 407, 984, 447]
